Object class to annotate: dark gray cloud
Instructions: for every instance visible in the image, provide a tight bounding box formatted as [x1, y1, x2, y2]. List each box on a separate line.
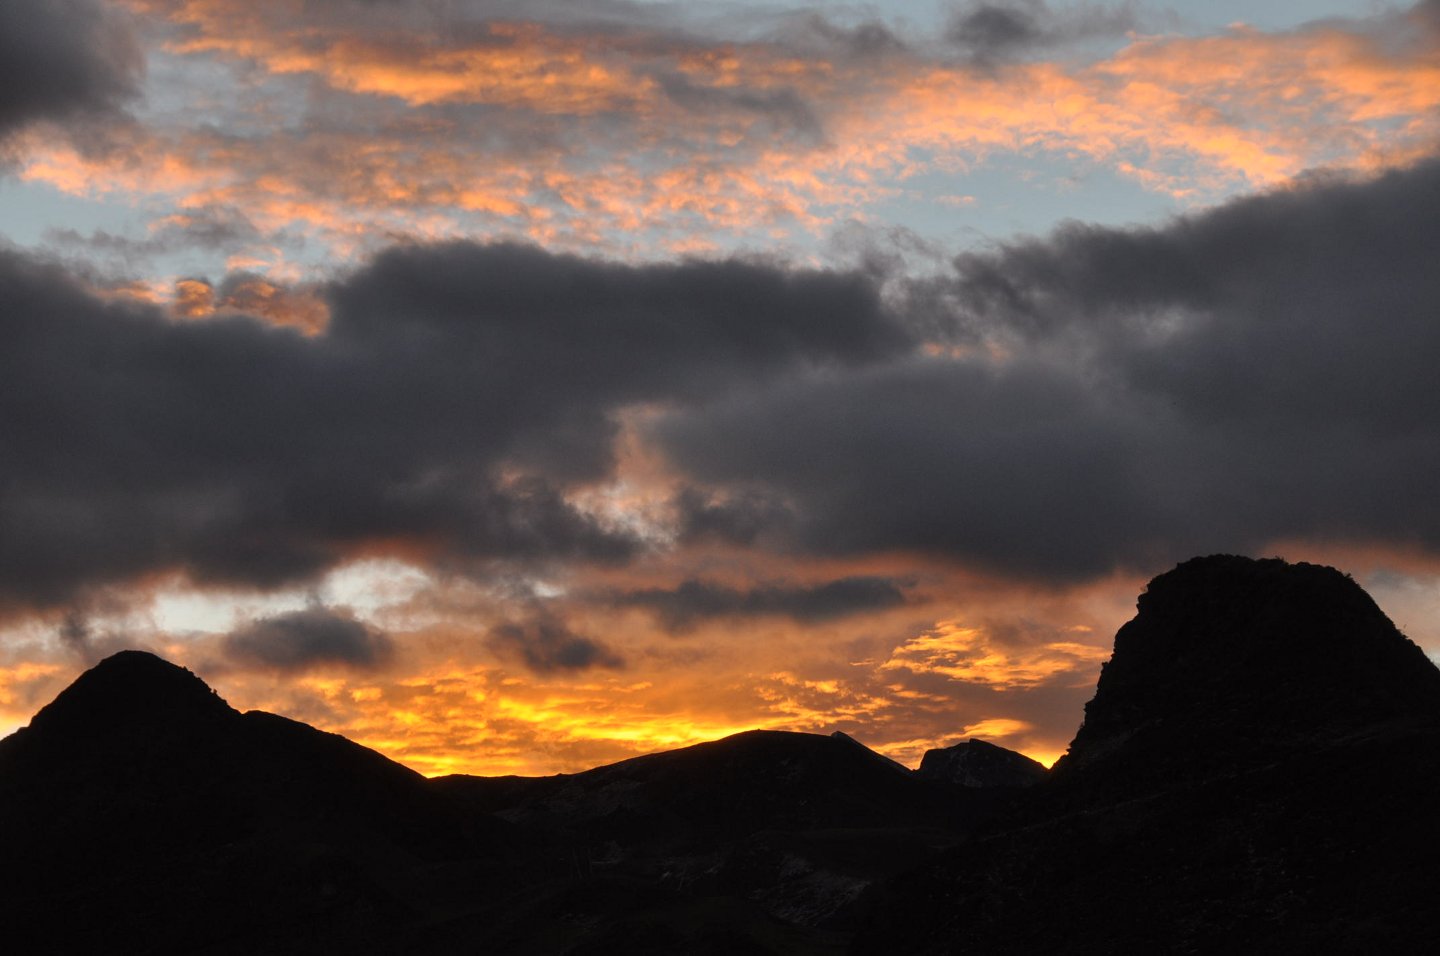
[488, 616, 624, 672]
[611, 576, 909, 633]
[776, 15, 908, 59]
[0, 0, 142, 139]
[656, 157, 1440, 582]
[946, 1, 1136, 63]
[655, 74, 824, 147]
[0, 241, 905, 609]
[659, 360, 1149, 580]
[672, 486, 795, 547]
[224, 607, 394, 672]
[52, 604, 144, 666]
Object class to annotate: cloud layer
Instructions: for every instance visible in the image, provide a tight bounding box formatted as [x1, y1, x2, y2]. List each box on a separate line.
[0, 0, 142, 140]
[6, 156, 1439, 602]
[657, 158, 1440, 580]
[0, 242, 904, 608]
[611, 576, 910, 633]
[11, 0, 1438, 274]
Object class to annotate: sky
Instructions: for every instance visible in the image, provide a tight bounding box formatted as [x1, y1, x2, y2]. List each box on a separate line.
[2, 0, 1439, 775]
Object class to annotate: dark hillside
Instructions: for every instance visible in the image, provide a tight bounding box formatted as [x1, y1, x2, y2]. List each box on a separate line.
[5, 557, 1437, 953]
[854, 556, 1440, 954]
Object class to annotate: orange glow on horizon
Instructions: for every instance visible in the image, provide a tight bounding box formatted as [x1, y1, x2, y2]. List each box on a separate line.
[189, 604, 1105, 778]
[0, 647, 1071, 776]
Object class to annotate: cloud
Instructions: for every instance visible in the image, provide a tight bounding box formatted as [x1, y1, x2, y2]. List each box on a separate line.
[946, 1, 1137, 63]
[45, 206, 265, 263]
[488, 616, 624, 673]
[611, 576, 910, 632]
[224, 607, 394, 672]
[0, 0, 142, 140]
[950, 2, 1045, 54]
[785, 16, 908, 59]
[671, 486, 795, 547]
[0, 241, 904, 609]
[655, 157, 1440, 582]
[17, 0, 1438, 271]
[880, 620, 1109, 689]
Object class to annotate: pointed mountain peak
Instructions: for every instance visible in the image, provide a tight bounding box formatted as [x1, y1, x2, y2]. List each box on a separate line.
[1057, 555, 1440, 782]
[26, 649, 234, 739]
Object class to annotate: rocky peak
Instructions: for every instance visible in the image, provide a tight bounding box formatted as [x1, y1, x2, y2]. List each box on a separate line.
[916, 738, 1048, 788]
[1056, 555, 1440, 782]
[23, 649, 234, 743]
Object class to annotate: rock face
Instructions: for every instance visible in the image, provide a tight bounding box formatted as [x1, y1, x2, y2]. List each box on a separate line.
[855, 555, 1440, 955]
[1056, 554, 1440, 788]
[917, 738, 1048, 788]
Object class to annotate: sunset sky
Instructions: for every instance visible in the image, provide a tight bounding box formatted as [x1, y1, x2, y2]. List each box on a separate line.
[3, 0, 1440, 775]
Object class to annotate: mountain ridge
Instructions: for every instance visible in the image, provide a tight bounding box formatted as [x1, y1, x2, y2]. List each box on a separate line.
[4, 554, 1440, 953]
[853, 554, 1440, 954]
[1053, 554, 1440, 792]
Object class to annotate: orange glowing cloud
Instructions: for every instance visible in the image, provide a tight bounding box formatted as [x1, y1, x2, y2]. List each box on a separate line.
[171, 277, 215, 318]
[213, 274, 329, 333]
[163, 274, 329, 331]
[204, 655, 815, 777]
[822, 23, 1440, 198]
[16, 132, 224, 200]
[178, 561, 1113, 776]
[22, 3, 1413, 276]
[163, 21, 637, 112]
[881, 621, 1111, 690]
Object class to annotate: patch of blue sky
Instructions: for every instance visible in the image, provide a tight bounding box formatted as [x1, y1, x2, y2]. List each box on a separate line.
[851, 150, 1183, 251]
[1156, 0, 1390, 31]
[0, 177, 141, 251]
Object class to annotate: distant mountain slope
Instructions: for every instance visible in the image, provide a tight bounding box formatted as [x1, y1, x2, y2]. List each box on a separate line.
[854, 555, 1440, 954]
[0, 651, 504, 955]
[0, 651, 1029, 953]
[440, 727, 979, 838]
[8, 556, 1432, 954]
[433, 728, 1015, 935]
[916, 737, 1048, 788]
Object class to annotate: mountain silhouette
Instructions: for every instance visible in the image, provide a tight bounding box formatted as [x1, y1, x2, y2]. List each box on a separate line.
[916, 737, 1048, 788]
[432, 727, 1011, 940]
[1057, 555, 1440, 789]
[25, 648, 232, 736]
[855, 555, 1440, 954]
[3, 556, 1439, 953]
[0, 651, 507, 955]
[0, 652, 1015, 953]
